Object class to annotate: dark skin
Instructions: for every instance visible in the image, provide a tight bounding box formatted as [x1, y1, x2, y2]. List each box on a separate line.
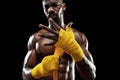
[22, 0, 96, 80]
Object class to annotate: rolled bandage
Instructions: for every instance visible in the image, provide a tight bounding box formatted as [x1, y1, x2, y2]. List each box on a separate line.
[53, 47, 64, 80]
[31, 54, 59, 79]
[55, 26, 84, 62]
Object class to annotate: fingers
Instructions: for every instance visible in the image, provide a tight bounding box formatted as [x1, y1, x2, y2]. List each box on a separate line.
[49, 18, 61, 30]
[66, 22, 73, 27]
[39, 24, 58, 36]
[39, 19, 73, 37]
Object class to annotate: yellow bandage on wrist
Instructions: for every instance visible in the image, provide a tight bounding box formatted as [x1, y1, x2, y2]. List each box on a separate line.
[55, 26, 84, 62]
[31, 62, 47, 79]
[54, 47, 64, 57]
[31, 54, 59, 79]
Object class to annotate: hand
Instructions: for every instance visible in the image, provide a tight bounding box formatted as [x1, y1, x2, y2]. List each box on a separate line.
[54, 26, 84, 62]
[39, 18, 84, 62]
[32, 54, 59, 79]
[39, 18, 73, 45]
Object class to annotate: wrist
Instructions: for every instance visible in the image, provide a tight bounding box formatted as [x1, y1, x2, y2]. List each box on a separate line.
[68, 41, 84, 62]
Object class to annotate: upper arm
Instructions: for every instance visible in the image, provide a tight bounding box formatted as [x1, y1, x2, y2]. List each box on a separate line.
[23, 34, 40, 68]
[74, 31, 94, 63]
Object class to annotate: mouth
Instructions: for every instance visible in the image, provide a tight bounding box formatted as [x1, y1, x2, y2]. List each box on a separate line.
[48, 14, 57, 19]
[50, 16, 56, 19]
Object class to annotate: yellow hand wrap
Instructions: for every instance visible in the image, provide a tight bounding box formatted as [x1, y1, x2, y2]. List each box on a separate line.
[53, 47, 64, 80]
[54, 47, 64, 57]
[31, 53, 59, 79]
[55, 26, 84, 62]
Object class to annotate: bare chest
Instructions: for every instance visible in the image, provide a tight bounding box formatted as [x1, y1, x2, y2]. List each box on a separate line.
[35, 38, 56, 56]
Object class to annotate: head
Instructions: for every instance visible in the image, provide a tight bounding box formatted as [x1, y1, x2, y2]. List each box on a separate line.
[42, 0, 66, 23]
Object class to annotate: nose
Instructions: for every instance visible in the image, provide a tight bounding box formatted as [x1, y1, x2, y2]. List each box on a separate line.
[48, 6, 55, 13]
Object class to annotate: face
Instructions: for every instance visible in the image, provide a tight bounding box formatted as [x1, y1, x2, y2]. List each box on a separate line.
[42, 0, 66, 21]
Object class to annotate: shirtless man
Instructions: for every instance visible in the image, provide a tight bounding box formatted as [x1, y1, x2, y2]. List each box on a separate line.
[22, 0, 96, 80]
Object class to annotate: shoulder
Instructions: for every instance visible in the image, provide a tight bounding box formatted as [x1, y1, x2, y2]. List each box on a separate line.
[27, 30, 44, 50]
[72, 28, 88, 48]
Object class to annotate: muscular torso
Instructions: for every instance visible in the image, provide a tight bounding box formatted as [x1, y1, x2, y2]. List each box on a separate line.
[23, 27, 96, 80]
[29, 29, 78, 80]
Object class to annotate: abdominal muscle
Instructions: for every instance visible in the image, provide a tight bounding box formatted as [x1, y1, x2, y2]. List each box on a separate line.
[58, 57, 75, 80]
[39, 57, 75, 80]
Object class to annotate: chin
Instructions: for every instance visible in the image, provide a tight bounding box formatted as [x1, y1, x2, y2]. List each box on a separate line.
[51, 17, 58, 22]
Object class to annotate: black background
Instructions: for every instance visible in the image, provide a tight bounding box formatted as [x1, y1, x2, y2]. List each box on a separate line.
[2, 0, 100, 80]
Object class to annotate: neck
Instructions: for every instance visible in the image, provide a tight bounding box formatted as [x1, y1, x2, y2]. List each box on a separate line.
[48, 15, 65, 28]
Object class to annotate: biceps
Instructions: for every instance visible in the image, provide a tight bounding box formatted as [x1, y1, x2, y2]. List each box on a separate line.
[23, 49, 39, 68]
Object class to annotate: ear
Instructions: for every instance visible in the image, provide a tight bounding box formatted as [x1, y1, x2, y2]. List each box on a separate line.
[62, 3, 66, 10]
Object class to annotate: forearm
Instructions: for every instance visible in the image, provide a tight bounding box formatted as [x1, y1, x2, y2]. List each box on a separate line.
[76, 56, 96, 80]
[54, 26, 96, 79]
